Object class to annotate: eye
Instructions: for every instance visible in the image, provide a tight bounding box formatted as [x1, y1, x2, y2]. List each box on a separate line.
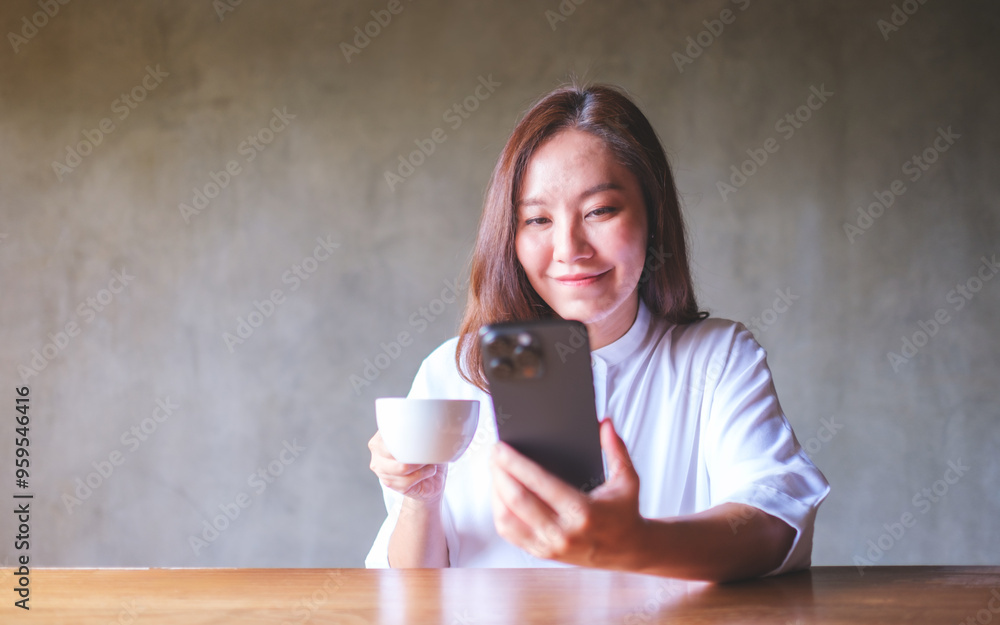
[523, 216, 550, 227]
[587, 206, 618, 218]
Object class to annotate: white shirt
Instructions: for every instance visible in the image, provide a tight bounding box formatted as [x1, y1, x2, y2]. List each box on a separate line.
[365, 300, 830, 574]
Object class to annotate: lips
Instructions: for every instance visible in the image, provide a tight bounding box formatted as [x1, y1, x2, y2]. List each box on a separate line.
[554, 269, 610, 286]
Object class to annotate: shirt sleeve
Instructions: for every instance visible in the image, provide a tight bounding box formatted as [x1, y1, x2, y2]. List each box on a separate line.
[364, 342, 463, 568]
[702, 324, 831, 575]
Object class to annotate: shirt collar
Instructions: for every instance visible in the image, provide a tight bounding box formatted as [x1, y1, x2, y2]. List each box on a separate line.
[592, 298, 651, 367]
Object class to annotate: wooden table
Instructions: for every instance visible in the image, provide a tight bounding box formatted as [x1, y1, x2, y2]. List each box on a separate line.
[2, 566, 998, 624]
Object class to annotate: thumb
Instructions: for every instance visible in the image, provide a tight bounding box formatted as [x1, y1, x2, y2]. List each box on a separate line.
[599, 418, 635, 482]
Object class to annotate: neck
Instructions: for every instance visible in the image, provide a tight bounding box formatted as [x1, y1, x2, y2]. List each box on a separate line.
[586, 295, 640, 351]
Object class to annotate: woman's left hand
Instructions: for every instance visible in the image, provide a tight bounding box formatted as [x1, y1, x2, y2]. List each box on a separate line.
[489, 417, 647, 570]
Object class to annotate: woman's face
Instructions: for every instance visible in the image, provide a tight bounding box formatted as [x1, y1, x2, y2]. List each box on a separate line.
[515, 129, 649, 348]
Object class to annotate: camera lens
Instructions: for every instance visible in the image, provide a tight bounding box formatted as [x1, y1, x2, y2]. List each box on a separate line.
[483, 331, 515, 357]
[488, 356, 514, 379]
[513, 344, 543, 379]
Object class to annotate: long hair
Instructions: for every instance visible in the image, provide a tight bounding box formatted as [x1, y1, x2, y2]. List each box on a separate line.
[456, 82, 707, 391]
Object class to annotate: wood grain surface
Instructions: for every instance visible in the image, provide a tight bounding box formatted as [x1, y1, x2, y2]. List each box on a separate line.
[1, 566, 998, 624]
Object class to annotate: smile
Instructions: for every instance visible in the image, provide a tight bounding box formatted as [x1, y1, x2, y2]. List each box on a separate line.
[554, 270, 610, 287]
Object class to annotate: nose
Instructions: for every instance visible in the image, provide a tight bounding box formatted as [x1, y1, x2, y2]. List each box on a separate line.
[552, 217, 592, 264]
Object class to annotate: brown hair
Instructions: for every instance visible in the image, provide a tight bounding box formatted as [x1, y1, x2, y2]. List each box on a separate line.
[455, 82, 707, 390]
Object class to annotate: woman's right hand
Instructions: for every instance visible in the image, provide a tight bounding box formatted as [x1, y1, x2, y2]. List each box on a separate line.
[368, 430, 448, 504]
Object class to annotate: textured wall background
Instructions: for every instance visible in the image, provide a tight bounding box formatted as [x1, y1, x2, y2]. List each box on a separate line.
[0, 0, 997, 569]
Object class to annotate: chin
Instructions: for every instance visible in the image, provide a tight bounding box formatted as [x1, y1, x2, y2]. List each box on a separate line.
[551, 301, 610, 325]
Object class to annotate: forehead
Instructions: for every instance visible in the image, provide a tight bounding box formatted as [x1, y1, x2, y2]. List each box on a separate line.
[519, 129, 635, 201]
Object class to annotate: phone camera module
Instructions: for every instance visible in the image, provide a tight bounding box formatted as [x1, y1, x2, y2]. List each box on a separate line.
[513, 344, 544, 379]
[488, 356, 514, 379]
[483, 331, 516, 358]
[482, 328, 544, 380]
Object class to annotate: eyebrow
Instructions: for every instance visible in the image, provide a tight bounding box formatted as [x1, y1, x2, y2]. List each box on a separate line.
[517, 181, 624, 209]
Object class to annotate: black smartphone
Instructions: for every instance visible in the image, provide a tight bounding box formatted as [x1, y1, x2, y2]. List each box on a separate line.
[479, 319, 605, 492]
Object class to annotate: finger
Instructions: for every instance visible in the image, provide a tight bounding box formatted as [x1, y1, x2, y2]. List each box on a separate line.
[369, 433, 402, 464]
[370, 436, 435, 477]
[491, 473, 552, 556]
[394, 461, 436, 476]
[599, 418, 635, 479]
[375, 463, 438, 490]
[371, 454, 435, 478]
[492, 442, 583, 515]
[368, 431, 401, 461]
[491, 460, 560, 534]
[400, 464, 445, 497]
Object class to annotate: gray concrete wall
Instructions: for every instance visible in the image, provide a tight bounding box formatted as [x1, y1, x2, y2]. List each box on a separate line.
[0, 0, 997, 568]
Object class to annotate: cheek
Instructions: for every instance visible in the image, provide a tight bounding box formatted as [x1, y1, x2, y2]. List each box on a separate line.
[609, 226, 647, 278]
[515, 233, 546, 276]
[514, 233, 528, 272]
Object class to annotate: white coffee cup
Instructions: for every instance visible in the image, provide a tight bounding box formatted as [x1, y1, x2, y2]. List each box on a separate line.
[375, 398, 480, 464]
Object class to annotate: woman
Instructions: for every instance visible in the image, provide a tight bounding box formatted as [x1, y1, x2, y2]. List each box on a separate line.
[366, 83, 830, 582]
